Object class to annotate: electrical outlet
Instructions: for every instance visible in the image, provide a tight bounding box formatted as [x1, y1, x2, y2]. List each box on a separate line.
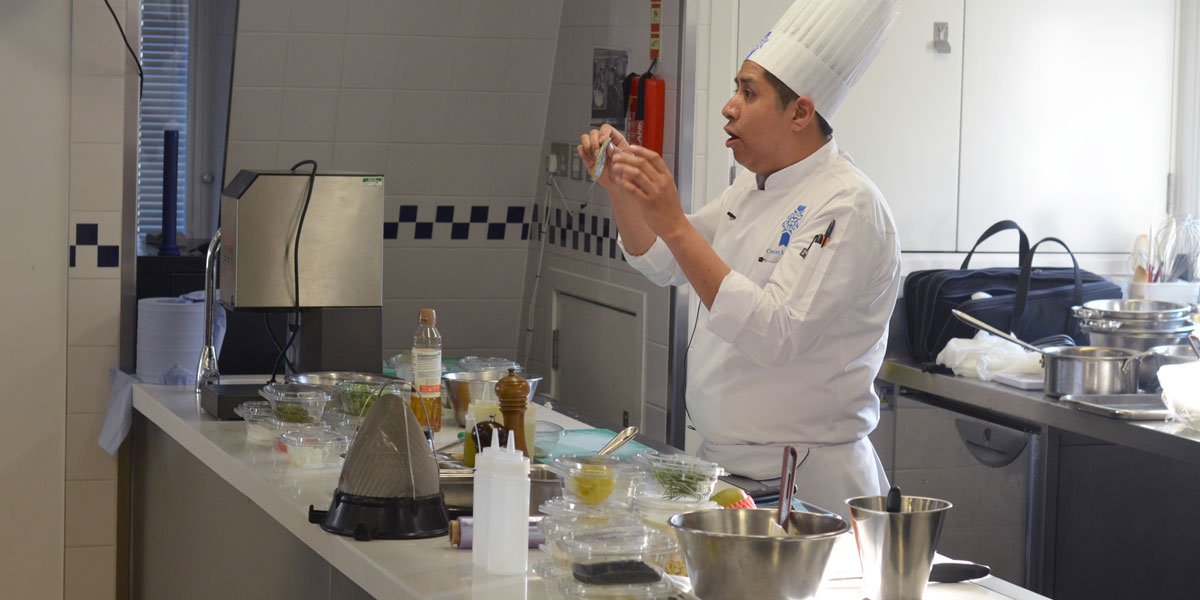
[550, 142, 570, 177]
[570, 150, 584, 180]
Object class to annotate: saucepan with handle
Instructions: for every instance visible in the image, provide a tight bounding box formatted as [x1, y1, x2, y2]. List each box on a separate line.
[951, 310, 1140, 398]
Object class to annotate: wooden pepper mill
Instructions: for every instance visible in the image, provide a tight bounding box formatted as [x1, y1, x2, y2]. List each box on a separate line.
[495, 368, 530, 458]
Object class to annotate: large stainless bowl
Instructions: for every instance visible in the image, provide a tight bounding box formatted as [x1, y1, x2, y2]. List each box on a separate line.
[1140, 344, 1200, 391]
[442, 370, 542, 427]
[669, 508, 848, 600]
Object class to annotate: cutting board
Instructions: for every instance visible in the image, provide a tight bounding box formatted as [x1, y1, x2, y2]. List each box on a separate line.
[544, 428, 656, 461]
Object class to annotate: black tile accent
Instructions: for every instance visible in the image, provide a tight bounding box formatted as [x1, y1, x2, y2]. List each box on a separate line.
[69, 246, 76, 267]
[470, 206, 489, 223]
[559, 228, 567, 246]
[76, 223, 98, 245]
[97, 245, 120, 267]
[572, 231, 579, 250]
[555, 209, 562, 227]
[584, 233, 591, 253]
[384, 222, 398, 239]
[603, 218, 611, 238]
[521, 223, 530, 240]
[591, 215, 598, 234]
[451, 223, 470, 240]
[436, 206, 454, 223]
[532, 204, 540, 223]
[415, 222, 433, 239]
[507, 206, 525, 223]
[488, 223, 507, 240]
[398, 205, 418, 223]
[609, 239, 617, 259]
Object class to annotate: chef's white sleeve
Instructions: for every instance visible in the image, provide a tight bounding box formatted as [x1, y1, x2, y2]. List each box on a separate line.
[619, 196, 729, 287]
[706, 191, 895, 366]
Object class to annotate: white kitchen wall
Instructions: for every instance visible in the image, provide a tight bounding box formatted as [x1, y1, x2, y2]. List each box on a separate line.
[1, 0, 126, 598]
[518, 0, 680, 440]
[226, 0, 563, 361]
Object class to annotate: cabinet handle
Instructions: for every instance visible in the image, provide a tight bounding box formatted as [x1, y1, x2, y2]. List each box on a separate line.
[933, 22, 952, 54]
[954, 418, 1027, 468]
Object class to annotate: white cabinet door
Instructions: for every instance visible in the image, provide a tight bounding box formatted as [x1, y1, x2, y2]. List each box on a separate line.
[957, 0, 1175, 253]
[736, 0, 964, 252]
[835, 0, 964, 252]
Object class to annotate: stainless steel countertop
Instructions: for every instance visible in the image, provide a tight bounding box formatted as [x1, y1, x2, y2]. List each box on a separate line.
[880, 360, 1200, 467]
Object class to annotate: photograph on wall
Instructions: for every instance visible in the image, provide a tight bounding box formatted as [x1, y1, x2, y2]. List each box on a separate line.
[591, 48, 629, 128]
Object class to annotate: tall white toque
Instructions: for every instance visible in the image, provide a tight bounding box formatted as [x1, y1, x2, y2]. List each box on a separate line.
[745, 0, 900, 120]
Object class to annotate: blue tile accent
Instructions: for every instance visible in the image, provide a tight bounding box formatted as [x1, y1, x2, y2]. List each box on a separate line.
[507, 206, 525, 223]
[69, 246, 76, 267]
[470, 206, 488, 223]
[398, 205, 418, 223]
[451, 223, 470, 240]
[415, 222, 433, 239]
[435, 205, 454, 223]
[487, 223, 506, 240]
[97, 245, 120, 267]
[384, 222, 398, 239]
[76, 223, 98, 245]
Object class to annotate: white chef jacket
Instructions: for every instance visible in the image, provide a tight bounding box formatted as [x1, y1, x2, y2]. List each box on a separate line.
[621, 139, 900, 510]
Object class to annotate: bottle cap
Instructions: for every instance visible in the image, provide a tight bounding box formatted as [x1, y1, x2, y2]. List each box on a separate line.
[492, 434, 531, 476]
[418, 308, 437, 326]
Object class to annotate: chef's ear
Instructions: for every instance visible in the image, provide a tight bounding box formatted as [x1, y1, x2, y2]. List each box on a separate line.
[789, 96, 818, 133]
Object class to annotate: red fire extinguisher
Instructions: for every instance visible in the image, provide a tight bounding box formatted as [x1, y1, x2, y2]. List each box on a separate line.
[624, 63, 665, 155]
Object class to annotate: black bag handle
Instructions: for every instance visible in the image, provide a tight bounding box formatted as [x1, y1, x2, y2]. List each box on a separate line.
[1011, 236, 1084, 331]
[960, 220, 1031, 269]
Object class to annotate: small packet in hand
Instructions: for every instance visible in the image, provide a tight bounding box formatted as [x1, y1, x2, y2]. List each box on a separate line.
[591, 137, 611, 181]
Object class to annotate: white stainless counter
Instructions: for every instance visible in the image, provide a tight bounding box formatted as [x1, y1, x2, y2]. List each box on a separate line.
[132, 382, 1045, 600]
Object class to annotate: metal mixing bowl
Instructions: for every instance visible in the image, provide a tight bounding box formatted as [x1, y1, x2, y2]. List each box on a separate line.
[442, 370, 542, 427]
[1141, 344, 1200, 391]
[669, 508, 848, 600]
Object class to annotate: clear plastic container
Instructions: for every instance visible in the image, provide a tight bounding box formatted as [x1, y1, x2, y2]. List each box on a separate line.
[234, 400, 274, 443]
[279, 429, 349, 469]
[539, 514, 644, 567]
[258, 382, 329, 424]
[637, 452, 725, 501]
[557, 525, 677, 585]
[533, 560, 678, 600]
[333, 379, 408, 417]
[633, 496, 717, 577]
[539, 496, 636, 519]
[459, 356, 522, 372]
[549, 456, 643, 507]
[535, 420, 565, 459]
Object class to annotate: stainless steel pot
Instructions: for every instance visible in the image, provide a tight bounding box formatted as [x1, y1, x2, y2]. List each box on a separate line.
[1073, 299, 1196, 321]
[1042, 346, 1141, 398]
[1138, 344, 1200, 391]
[1082, 326, 1194, 353]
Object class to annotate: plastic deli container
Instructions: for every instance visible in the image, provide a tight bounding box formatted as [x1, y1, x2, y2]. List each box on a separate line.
[234, 400, 275, 443]
[322, 406, 362, 439]
[549, 456, 643, 507]
[539, 514, 644, 568]
[259, 382, 329, 424]
[532, 560, 677, 600]
[636, 452, 724, 501]
[279, 429, 349, 469]
[633, 496, 717, 576]
[557, 526, 677, 586]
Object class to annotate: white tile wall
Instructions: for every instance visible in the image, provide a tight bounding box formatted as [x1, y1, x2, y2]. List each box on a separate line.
[64, 479, 118, 546]
[65, 414, 117, 481]
[340, 35, 401, 89]
[229, 88, 284, 140]
[67, 346, 119, 414]
[70, 75, 125, 143]
[278, 88, 340, 140]
[239, 0, 292, 33]
[233, 33, 288, 87]
[289, 0, 349, 34]
[71, 1, 127, 76]
[67, 279, 121, 346]
[64, 546, 116, 600]
[69, 144, 124, 212]
[335, 89, 395, 142]
[284, 34, 346, 88]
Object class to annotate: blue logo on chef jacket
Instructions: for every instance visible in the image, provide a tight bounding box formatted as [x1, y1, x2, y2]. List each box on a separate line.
[765, 204, 806, 259]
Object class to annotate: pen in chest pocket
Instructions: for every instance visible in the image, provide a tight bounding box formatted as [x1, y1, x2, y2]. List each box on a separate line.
[800, 219, 836, 258]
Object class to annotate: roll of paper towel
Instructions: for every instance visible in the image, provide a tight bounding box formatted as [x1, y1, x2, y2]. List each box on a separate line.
[135, 296, 217, 385]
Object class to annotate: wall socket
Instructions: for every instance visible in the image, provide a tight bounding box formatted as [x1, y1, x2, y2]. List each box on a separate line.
[549, 142, 571, 177]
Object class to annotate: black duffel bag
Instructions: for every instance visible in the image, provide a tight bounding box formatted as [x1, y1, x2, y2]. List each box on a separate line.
[904, 221, 1122, 364]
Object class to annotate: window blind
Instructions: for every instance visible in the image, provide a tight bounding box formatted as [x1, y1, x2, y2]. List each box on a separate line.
[135, 0, 189, 237]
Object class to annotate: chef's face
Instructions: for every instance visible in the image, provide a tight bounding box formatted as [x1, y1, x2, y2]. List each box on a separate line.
[721, 61, 805, 175]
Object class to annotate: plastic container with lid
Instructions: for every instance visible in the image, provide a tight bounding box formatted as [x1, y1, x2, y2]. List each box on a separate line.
[633, 496, 717, 576]
[636, 452, 725, 501]
[258, 382, 329, 424]
[459, 356, 522, 372]
[279, 429, 349, 469]
[539, 513, 644, 568]
[549, 455, 643, 507]
[322, 407, 362, 439]
[557, 525, 677, 584]
[234, 400, 275, 443]
[532, 560, 678, 600]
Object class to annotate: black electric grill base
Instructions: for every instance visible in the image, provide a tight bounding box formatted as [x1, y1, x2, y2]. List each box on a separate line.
[199, 383, 261, 420]
[309, 490, 449, 541]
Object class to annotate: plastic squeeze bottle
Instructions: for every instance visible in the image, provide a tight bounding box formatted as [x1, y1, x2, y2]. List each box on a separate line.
[411, 308, 443, 431]
[486, 434, 531, 575]
[471, 433, 500, 568]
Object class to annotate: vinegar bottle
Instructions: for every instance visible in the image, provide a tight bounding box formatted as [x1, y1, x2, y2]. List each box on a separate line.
[411, 308, 443, 431]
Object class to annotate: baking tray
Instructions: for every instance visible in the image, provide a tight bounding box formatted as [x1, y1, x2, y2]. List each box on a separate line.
[1059, 394, 1170, 420]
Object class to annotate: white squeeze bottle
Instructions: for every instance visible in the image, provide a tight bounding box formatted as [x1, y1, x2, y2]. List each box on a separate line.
[486, 434, 531, 575]
[471, 433, 499, 568]
[411, 308, 443, 432]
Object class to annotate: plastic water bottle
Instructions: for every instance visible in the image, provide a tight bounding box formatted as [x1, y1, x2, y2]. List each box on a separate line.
[471, 433, 499, 568]
[486, 435, 531, 575]
[411, 308, 443, 431]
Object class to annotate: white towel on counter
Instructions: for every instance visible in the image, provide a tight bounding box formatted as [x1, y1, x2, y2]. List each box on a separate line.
[936, 330, 1042, 381]
[98, 293, 225, 454]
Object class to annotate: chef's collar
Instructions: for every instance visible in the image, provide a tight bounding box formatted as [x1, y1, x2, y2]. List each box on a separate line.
[754, 138, 838, 191]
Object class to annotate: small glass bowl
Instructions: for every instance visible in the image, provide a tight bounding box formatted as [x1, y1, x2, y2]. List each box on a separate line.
[636, 452, 725, 501]
[258, 382, 329, 424]
[279, 429, 349, 469]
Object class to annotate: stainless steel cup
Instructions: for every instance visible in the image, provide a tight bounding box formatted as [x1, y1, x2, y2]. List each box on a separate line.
[846, 495, 952, 600]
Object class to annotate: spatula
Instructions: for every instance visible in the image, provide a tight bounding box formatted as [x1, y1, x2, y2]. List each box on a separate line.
[768, 445, 799, 537]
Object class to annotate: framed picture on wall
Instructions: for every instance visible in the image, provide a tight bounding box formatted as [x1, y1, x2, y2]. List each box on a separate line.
[591, 47, 628, 128]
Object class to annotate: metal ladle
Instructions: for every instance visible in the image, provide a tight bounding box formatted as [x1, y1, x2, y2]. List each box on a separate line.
[952, 309, 1149, 376]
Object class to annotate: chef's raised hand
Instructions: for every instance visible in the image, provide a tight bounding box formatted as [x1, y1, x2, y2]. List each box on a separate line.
[577, 124, 629, 190]
[610, 145, 687, 240]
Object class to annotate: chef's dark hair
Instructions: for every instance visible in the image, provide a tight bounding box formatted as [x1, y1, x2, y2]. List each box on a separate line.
[762, 68, 833, 139]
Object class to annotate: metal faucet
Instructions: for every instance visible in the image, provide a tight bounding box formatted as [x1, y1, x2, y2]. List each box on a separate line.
[195, 229, 222, 395]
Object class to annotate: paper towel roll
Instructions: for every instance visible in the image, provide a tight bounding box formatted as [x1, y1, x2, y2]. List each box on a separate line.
[136, 297, 209, 385]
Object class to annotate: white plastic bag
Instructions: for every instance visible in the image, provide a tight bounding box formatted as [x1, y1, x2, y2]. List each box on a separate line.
[936, 331, 1042, 381]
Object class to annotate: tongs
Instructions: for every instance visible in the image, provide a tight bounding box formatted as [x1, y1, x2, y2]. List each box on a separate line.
[776, 445, 799, 533]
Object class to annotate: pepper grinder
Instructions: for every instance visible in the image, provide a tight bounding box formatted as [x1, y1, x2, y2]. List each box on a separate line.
[495, 368, 530, 458]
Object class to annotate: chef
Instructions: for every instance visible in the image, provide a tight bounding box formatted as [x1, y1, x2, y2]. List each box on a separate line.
[578, 0, 901, 516]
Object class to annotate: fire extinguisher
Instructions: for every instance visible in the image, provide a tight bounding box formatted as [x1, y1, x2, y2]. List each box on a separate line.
[624, 62, 665, 155]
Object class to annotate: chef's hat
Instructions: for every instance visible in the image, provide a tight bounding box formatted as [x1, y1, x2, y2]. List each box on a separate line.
[745, 0, 899, 120]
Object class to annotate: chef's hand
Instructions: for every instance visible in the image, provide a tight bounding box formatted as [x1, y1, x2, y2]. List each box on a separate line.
[577, 125, 630, 191]
[610, 145, 688, 241]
